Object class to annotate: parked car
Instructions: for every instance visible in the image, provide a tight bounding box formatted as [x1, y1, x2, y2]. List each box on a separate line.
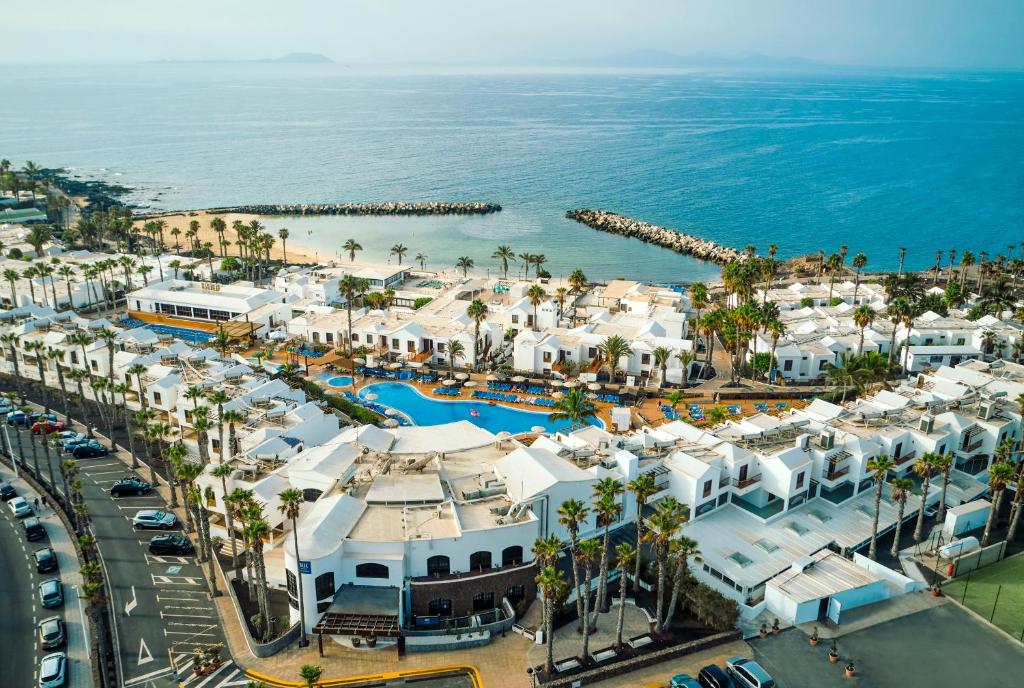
[110, 476, 151, 497]
[0, 399, 13, 414]
[34, 547, 58, 573]
[8, 496, 33, 518]
[38, 651, 67, 688]
[71, 443, 109, 459]
[31, 419, 66, 435]
[149, 534, 194, 555]
[60, 434, 89, 451]
[6, 409, 30, 426]
[38, 579, 64, 609]
[133, 510, 177, 530]
[0, 483, 16, 501]
[24, 517, 46, 541]
[698, 665, 736, 688]
[725, 657, 775, 688]
[671, 674, 703, 688]
[38, 616, 66, 650]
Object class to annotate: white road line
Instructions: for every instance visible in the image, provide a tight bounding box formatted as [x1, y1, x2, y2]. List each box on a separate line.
[192, 661, 234, 688]
[161, 611, 216, 619]
[164, 629, 216, 637]
[121, 665, 174, 686]
[86, 470, 131, 477]
[152, 574, 202, 585]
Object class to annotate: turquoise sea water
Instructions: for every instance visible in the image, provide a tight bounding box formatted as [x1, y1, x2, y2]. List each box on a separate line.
[0, 64, 1021, 281]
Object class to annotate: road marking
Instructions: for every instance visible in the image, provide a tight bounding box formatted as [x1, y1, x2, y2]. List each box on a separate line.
[122, 666, 174, 686]
[191, 661, 234, 688]
[124, 585, 137, 616]
[92, 479, 122, 485]
[152, 574, 202, 585]
[137, 636, 154, 665]
[87, 469, 131, 477]
[166, 565, 183, 575]
[160, 604, 213, 611]
[164, 628, 216, 637]
[145, 554, 192, 565]
[161, 611, 216, 619]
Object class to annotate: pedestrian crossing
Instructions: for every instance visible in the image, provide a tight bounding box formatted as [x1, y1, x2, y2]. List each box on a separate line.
[173, 657, 251, 688]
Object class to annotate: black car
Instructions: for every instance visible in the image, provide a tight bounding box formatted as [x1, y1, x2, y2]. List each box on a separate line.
[698, 664, 736, 688]
[34, 547, 58, 573]
[110, 476, 151, 497]
[148, 534, 194, 556]
[38, 616, 66, 650]
[0, 484, 16, 501]
[71, 444, 109, 458]
[23, 517, 46, 542]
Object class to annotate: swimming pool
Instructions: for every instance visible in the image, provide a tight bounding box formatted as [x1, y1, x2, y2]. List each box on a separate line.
[358, 382, 603, 435]
[137, 324, 214, 344]
[326, 376, 353, 387]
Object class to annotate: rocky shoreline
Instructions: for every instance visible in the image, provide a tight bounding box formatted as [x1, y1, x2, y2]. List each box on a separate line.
[566, 209, 747, 266]
[208, 201, 501, 217]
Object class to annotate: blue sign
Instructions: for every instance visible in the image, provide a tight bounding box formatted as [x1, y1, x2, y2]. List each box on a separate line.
[298, 560, 311, 574]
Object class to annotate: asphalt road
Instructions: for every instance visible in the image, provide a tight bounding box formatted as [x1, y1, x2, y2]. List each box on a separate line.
[7, 415, 229, 688]
[0, 484, 40, 688]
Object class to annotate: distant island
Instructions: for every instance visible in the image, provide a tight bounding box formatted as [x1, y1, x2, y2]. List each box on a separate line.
[148, 52, 333, 65]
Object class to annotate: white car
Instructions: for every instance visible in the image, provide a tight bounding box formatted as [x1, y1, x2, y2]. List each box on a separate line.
[38, 651, 67, 688]
[133, 509, 177, 530]
[8, 496, 33, 518]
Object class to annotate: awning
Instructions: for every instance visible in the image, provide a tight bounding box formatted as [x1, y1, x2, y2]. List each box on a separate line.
[313, 585, 401, 638]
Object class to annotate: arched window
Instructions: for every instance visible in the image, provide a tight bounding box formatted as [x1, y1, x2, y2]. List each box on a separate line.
[428, 598, 452, 617]
[501, 545, 523, 566]
[472, 591, 495, 612]
[426, 555, 450, 577]
[355, 562, 390, 579]
[469, 551, 492, 571]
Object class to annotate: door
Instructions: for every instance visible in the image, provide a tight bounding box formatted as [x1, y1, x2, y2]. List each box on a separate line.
[827, 597, 842, 625]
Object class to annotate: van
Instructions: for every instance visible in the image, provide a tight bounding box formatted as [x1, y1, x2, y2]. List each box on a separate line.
[23, 517, 46, 542]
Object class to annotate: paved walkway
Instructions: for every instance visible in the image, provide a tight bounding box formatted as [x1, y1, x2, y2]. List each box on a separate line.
[585, 639, 751, 688]
[524, 603, 653, 668]
[1, 461, 93, 688]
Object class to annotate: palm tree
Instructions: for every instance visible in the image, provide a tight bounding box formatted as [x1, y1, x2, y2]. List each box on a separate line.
[626, 473, 657, 595]
[415, 252, 428, 269]
[277, 228, 290, 263]
[981, 460, 1017, 546]
[389, 243, 407, 265]
[933, 452, 953, 524]
[3, 268, 19, 306]
[557, 498, 590, 627]
[690, 282, 709, 325]
[890, 477, 914, 557]
[279, 488, 310, 647]
[592, 477, 624, 614]
[663, 535, 700, 629]
[851, 252, 868, 302]
[535, 566, 564, 674]
[244, 515, 272, 639]
[531, 534, 563, 629]
[466, 299, 488, 369]
[866, 455, 895, 560]
[613, 543, 636, 650]
[338, 275, 369, 354]
[886, 297, 912, 373]
[598, 335, 632, 383]
[526, 284, 547, 331]
[652, 346, 673, 385]
[568, 269, 587, 320]
[299, 664, 323, 688]
[211, 463, 239, 569]
[548, 387, 597, 427]
[207, 389, 231, 462]
[853, 304, 876, 354]
[342, 238, 362, 262]
[913, 452, 941, 542]
[1006, 461, 1024, 544]
[645, 506, 682, 633]
[456, 256, 474, 277]
[518, 251, 534, 278]
[492, 246, 516, 278]
[532, 254, 548, 277]
[576, 538, 601, 656]
[675, 350, 695, 385]
[444, 339, 465, 378]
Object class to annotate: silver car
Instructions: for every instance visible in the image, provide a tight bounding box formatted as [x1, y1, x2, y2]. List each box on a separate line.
[726, 657, 775, 688]
[38, 616, 66, 650]
[132, 509, 177, 529]
[38, 651, 67, 688]
[38, 579, 64, 609]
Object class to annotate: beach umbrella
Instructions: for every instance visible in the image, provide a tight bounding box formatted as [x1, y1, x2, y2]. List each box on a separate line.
[443, 379, 459, 386]
[587, 382, 602, 391]
[353, 357, 366, 365]
[406, 360, 423, 369]
[564, 379, 580, 388]
[552, 391, 564, 399]
[383, 418, 399, 428]
[384, 408, 399, 416]
[387, 362, 403, 370]
[496, 431, 512, 440]
[455, 372, 470, 380]
[464, 380, 478, 388]
[486, 374, 500, 381]
[587, 392, 599, 400]
[550, 380, 563, 387]
[531, 425, 546, 434]
[364, 393, 379, 401]
[511, 375, 526, 383]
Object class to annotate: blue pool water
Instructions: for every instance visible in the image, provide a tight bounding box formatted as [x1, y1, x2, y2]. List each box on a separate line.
[137, 324, 213, 344]
[326, 376, 353, 388]
[359, 382, 603, 435]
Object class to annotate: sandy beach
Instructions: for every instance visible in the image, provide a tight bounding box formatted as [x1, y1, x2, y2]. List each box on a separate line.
[132, 210, 321, 264]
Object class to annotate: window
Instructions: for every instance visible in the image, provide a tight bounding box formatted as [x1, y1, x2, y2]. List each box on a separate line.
[437, 341, 445, 352]
[511, 314, 519, 324]
[501, 546, 523, 566]
[314, 572, 335, 601]
[153, 392, 162, 405]
[326, 332, 334, 343]
[796, 472, 805, 489]
[286, 570, 298, 597]
[702, 480, 712, 498]
[70, 352, 78, 364]
[818, 360, 828, 370]
[506, 585, 526, 604]
[355, 563, 389, 579]
[472, 591, 495, 612]
[469, 551, 492, 571]
[428, 598, 452, 616]
[783, 360, 793, 372]
[641, 353, 650, 365]
[894, 442, 903, 458]
[392, 338, 400, 350]
[426, 555, 450, 577]
[352, 333, 359, 342]
[543, 351, 552, 363]
[955, 337, 966, 345]
[588, 347, 598, 358]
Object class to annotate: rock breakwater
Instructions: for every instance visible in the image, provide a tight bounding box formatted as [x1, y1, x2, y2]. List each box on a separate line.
[209, 201, 501, 217]
[566, 209, 746, 266]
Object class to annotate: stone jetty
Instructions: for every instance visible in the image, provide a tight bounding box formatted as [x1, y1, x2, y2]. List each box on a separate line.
[566, 209, 747, 266]
[208, 201, 501, 217]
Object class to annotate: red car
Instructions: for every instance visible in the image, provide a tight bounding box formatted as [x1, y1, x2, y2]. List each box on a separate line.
[30, 419, 66, 435]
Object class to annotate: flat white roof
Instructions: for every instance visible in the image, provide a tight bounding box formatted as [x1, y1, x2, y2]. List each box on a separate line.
[767, 549, 882, 603]
[365, 474, 445, 505]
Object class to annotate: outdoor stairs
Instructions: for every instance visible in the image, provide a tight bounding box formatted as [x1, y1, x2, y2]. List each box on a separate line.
[635, 391, 647, 407]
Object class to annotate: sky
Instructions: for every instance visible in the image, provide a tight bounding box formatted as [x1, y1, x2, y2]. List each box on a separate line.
[5, 0, 1024, 69]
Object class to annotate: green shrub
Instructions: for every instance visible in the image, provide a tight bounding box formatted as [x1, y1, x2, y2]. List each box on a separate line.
[413, 297, 433, 310]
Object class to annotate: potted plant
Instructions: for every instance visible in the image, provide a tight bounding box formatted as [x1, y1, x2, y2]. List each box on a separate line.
[204, 644, 223, 672]
[192, 648, 204, 675]
[931, 584, 943, 597]
[828, 639, 839, 664]
[809, 627, 819, 647]
[759, 623, 768, 639]
[771, 618, 780, 635]
[845, 659, 856, 678]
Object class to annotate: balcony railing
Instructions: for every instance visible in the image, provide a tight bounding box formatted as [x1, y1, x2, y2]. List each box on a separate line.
[825, 465, 850, 481]
[894, 451, 916, 465]
[410, 559, 535, 584]
[729, 473, 763, 489]
[962, 439, 984, 453]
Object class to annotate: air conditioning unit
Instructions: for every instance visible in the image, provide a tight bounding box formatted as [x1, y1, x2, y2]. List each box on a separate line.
[919, 414, 935, 434]
[818, 431, 835, 450]
[979, 401, 995, 421]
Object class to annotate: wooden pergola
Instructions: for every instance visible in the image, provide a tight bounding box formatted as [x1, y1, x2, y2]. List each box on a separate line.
[313, 612, 399, 638]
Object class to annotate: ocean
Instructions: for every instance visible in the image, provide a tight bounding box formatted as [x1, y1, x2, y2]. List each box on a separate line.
[1, 63, 1022, 282]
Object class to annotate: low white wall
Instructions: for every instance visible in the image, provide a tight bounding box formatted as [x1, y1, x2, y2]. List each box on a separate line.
[852, 552, 926, 593]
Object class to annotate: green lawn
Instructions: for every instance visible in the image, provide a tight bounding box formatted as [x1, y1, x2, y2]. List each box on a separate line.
[945, 553, 1024, 640]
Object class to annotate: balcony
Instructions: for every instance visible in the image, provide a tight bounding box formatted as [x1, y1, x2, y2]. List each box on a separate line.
[962, 439, 984, 454]
[410, 559, 535, 584]
[825, 465, 850, 481]
[728, 473, 763, 490]
[894, 451, 916, 466]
